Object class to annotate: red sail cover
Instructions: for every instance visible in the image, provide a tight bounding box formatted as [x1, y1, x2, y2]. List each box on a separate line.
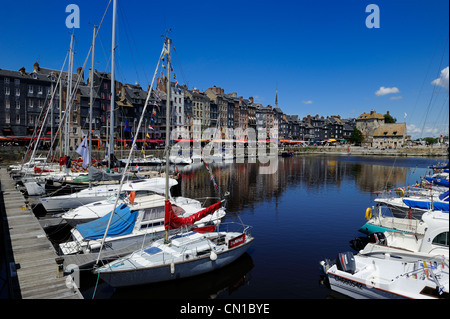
[164, 200, 222, 230]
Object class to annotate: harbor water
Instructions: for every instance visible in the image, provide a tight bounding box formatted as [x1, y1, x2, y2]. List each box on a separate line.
[74, 154, 445, 299]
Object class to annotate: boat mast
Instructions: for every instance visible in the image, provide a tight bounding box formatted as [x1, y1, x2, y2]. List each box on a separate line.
[65, 34, 74, 158]
[164, 37, 171, 243]
[109, 0, 117, 169]
[89, 25, 97, 188]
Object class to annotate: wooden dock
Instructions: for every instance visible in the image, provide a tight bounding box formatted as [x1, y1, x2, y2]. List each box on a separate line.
[0, 168, 83, 299]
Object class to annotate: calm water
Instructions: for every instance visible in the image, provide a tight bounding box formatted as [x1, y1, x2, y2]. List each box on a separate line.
[77, 154, 445, 299]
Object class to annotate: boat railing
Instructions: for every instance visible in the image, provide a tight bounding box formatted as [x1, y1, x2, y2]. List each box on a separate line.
[216, 222, 253, 238]
[398, 257, 449, 295]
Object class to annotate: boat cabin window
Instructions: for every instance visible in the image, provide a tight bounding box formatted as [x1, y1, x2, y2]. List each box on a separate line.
[142, 206, 165, 221]
[432, 231, 449, 247]
[144, 247, 162, 255]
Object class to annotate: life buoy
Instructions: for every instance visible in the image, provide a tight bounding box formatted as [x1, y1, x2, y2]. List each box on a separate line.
[365, 207, 372, 220]
[396, 188, 404, 197]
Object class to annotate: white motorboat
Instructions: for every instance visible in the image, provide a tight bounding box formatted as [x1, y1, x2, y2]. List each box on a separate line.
[358, 203, 428, 235]
[59, 196, 226, 255]
[352, 210, 449, 261]
[40, 177, 176, 213]
[321, 251, 448, 299]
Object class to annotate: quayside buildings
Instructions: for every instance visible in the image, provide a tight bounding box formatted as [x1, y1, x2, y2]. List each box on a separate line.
[0, 63, 407, 150]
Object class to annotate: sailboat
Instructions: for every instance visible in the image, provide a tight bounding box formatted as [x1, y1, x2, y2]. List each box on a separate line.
[93, 36, 253, 287]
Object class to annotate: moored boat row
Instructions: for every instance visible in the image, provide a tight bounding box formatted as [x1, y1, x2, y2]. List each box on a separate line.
[320, 163, 449, 299]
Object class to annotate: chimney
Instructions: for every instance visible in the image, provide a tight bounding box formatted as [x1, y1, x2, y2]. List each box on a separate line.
[19, 67, 26, 75]
[249, 97, 254, 104]
[33, 62, 40, 73]
[386, 110, 390, 115]
[239, 96, 243, 104]
[77, 67, 84, 80]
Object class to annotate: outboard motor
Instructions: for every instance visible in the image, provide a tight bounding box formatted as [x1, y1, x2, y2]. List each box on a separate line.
[369, 232, 386, 245]
[336, 251, 356, 274]
[349, 232, 387, 251]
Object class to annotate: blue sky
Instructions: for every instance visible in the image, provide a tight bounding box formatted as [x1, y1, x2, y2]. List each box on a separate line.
[0, 0, 448, 139]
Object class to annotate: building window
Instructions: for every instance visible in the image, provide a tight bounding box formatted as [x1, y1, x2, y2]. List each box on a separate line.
[5, 99, 10, 109]
[38, 86, 43, 94]
[16, 114, 20, 124]
[16, 101, 20, 109]
[5, 113, 10, 123]
[15, 88, 20, 96]
[4, 77, 10, 84]
[28, 85, 33, 93]
[28, 115, 34, 124]
[14, 79, 20, 86]
[28, 99, 34, 108]
[4, 87, 10, 95]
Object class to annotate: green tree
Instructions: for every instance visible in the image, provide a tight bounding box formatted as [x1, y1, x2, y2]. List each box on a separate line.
[384, 113, 397, 123]
[422, 137, 439, 145]
[349, 127, 364, 145]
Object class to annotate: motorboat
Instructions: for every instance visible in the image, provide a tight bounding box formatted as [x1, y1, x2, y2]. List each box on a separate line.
[351, 210, 449, 261]
[358, 203, 428, 236]
[320, 251, 448, 299]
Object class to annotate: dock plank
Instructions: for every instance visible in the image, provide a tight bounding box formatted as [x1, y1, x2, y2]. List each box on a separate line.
[1, 169, 83, 299]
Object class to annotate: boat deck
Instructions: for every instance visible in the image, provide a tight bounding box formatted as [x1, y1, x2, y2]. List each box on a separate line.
[0, 168, 83, 299]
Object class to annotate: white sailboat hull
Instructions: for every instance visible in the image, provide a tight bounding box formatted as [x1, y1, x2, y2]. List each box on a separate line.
[97, 237, 253, 287]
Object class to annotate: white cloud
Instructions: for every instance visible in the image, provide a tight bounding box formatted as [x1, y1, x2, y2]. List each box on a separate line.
[302, 100, 313, 104]
[431, 66, 449, 91]
[389, 95, 403, 100]
[375, 86, 400, 96]
[407, 123, 443, 139]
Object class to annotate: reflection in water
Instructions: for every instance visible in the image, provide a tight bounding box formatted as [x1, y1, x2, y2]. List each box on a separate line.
[180, 155, 410, 213]
[79, 155, 443, 299]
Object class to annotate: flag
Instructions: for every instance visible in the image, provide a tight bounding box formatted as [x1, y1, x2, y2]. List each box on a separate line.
[404, 112, 407, 119]
[152, 108, 156, 116]
[124, 120, 131, 132]
[76, 136, 90, 168]
[148, 125, 154, 130]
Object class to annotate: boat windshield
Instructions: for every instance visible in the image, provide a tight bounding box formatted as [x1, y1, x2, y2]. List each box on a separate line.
[106, 193, 126, 203]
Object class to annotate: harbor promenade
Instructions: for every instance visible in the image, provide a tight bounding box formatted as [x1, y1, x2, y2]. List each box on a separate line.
[0, 168, 82, 299]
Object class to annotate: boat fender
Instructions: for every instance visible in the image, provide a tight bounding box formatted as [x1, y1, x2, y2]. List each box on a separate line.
[210, 251, 217, 261]
[170, 262, 175, 274]
[365, 207, 372, 220]
[129, 191, 135, 205]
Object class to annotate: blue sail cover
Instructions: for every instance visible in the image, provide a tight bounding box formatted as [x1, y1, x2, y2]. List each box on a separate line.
[402, 199, 449, 212]
[439, 191, 449, 201]
[425, 176, 449, 187]
[76, 204, 138, 240]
